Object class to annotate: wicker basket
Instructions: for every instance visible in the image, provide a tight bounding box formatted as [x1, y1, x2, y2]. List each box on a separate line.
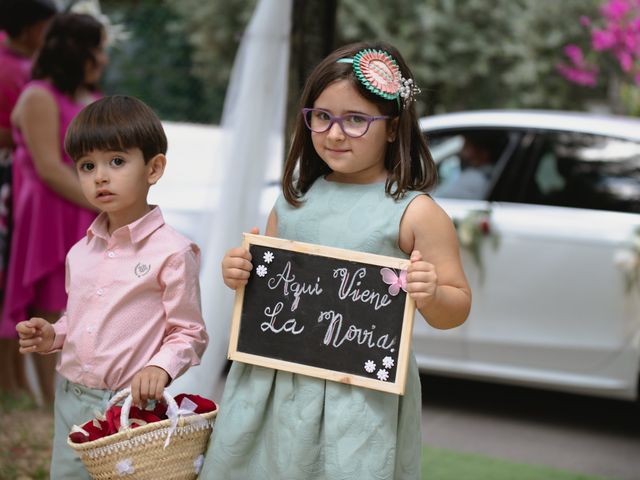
[67, 388, 217, 479]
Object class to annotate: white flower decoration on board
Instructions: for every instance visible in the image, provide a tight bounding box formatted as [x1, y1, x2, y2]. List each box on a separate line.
[376, 369, 389, 382]
[256, 265, 268, 277]
[364, 360, 376, 373]
[263, 251, 274, 263]
[194, 454, 204, 474]
[116, 458, 134, 476]
[382, 356, 395, 369]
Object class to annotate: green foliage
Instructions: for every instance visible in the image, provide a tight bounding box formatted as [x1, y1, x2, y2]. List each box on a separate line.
[100, 0, 256, 123]
[99, 0, 214, 123]
[0, 390, 37, 412]
[167, 1, 256, 84]
[96, 0, 609, 122]
[338, 0, 604, 115]
[0, 391, 53, 479]
[163, 0, 257, 122]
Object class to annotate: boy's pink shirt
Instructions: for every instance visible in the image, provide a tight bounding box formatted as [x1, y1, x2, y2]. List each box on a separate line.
[50, 206, 208, 390]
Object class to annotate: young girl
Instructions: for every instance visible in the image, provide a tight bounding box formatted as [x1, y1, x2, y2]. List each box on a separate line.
[201, 41, 471, 479]
[0, 0, 57, 397]
[1, 12, 106, 404]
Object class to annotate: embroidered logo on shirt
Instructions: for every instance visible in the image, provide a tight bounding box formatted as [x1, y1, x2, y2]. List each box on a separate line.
[134, 263, 151, 277]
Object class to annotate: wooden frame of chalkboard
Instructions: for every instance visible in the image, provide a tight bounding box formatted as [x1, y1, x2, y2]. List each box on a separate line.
[227, 233, 416, 395]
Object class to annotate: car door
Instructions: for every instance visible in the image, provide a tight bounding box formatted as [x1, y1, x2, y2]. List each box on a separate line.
[476, 129, 640, 399]
[413, 128, 523, 376]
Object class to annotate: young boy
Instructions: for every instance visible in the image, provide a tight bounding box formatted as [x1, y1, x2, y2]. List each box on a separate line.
[16, 95, 208, 479]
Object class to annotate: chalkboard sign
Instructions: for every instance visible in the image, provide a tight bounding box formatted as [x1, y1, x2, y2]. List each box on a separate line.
[227, 234, 416, 395]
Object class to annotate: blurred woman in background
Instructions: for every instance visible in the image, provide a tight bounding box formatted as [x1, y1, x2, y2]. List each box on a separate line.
[1, 12, 108, 404]
[0, 0, 57, 397]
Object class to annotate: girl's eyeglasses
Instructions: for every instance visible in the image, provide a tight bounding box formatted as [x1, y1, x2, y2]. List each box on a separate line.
[302, 108, 389, 138]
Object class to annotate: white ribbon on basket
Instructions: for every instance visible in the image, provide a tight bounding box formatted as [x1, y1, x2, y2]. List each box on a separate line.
[164, 397, 208, 449]
[109, 387, 209, 450]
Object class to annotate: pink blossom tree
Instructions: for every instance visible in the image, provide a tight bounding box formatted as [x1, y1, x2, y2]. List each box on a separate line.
[557, 0, 640, 113]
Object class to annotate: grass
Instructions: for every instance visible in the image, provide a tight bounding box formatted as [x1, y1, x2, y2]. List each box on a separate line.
[422, 446, 610, 480]
[0, 391, 612, 480]
[0, 391, 53, 480]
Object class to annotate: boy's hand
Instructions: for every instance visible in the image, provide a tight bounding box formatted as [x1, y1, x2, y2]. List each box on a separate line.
[16, 317, 55, 353]
[130, 366, 170, 408]
[406, 250, 438, 309]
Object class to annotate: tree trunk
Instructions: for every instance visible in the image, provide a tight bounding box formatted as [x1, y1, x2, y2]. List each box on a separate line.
[285, 0, 337, 157]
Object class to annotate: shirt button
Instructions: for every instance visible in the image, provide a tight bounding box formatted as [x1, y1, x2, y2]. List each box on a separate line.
[107, 251, 115, 258]
[96, 288, 104, 296]
[86, 326, 93, 333]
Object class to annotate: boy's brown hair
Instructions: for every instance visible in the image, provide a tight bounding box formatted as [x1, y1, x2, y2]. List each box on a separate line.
[65, 95, 167, 163]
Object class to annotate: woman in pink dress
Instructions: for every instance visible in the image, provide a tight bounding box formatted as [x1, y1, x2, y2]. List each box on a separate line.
[2, 12, 108, 403]
[0, 0, 57, 396]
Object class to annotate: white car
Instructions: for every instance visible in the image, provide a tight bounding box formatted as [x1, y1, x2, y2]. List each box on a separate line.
[419, 110, 640, 401]
[156, 111, 640, 401]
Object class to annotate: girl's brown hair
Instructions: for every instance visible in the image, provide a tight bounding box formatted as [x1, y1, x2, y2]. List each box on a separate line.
[282, 41, 437, 206]
[0, 0, 57, 38]
[32, 13, 104, 95]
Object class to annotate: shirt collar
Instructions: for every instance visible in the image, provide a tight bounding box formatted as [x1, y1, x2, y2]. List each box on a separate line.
[87, 206, 165, 244]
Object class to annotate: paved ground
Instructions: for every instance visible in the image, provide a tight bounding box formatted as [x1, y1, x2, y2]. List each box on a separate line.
[26, 362, 639, 478]
[420, 374, 640, 480]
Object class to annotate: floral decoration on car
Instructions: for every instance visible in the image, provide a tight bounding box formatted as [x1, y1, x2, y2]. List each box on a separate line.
[615, 226, 640, 294]
[453, 209, 499, 281]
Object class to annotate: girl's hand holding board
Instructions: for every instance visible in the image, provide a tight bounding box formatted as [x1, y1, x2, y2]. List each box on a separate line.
[221, 227, 259, 289]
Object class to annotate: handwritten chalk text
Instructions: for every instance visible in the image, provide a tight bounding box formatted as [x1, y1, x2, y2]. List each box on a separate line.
[333, 267, 392, 311]
[267, 261, 323, 311]
[318, 310, 396, 351]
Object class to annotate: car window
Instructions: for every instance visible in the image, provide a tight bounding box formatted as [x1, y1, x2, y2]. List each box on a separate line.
[522, 132, 640, 213]
[427, 130, 512, 200]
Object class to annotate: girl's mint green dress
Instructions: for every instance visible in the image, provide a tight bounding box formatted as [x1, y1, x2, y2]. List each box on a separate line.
[201, 178, 425, 480]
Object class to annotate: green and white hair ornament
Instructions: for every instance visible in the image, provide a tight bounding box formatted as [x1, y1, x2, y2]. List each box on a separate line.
[337, 49, 420, 108]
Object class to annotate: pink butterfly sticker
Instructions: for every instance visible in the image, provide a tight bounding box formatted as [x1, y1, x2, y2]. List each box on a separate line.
[380, 268, 408, 296]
